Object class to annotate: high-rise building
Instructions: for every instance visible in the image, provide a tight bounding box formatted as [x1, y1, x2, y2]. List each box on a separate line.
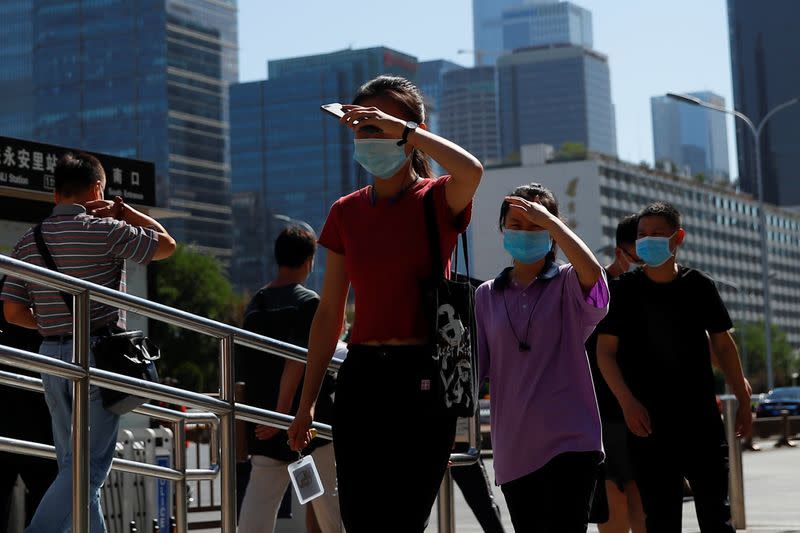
[229, 47, 418, 291]
[651, 91, 730, 182]
[728, 0, 800, 206]
[0, 0, 237, 259]
[417, 60, 465, 135]
[0, 1, 34, 140]
[472, 146, 800, 348]
[501, 1, 593, 52]
[440, 66, 500, 166]
[472, 0, 524, 66]
[497, 45, 617, 161]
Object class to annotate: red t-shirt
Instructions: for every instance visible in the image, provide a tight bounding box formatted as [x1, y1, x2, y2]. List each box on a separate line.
[319, 176, 471, 344]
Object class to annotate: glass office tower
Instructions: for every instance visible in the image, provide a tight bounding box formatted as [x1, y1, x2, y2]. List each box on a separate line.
[498, 45, 617, 161]
[651, 91, 730, 181]
[1, 0, 238, 258]
[728, 0, 800, 205]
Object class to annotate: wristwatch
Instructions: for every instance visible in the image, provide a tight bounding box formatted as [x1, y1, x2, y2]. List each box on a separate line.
[396, 121, 419, 146]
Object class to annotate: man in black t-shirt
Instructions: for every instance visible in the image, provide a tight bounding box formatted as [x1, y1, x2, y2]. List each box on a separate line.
[597, 202, 751, 533]
[235, 227, 341, 533]
[585, 215, 646, 532]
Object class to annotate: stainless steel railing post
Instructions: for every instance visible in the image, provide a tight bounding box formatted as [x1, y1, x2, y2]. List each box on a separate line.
[72, 290, 91, 533]
[437, 468, 456, 533]
[723, 397, 747, 529]
[174, 418, 188, 533]
[219, 335, 237, 532]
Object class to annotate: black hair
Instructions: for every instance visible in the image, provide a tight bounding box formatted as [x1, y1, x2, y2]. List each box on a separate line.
[352, 75, 434, 180]
[615, 214, 639, 247]
[54, 152, 105, 197]
[498, 182, 560, 263]
[274, 226, 317, 268]
[638, 202, 682, 231]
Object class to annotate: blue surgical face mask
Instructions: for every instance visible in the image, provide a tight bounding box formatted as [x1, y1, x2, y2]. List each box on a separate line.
[503, 229, 552, 264]
[353, 139, 411, 179]
[635, 233, 676, 267]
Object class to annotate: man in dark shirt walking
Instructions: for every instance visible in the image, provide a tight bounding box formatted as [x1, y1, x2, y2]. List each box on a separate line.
[585, 214, 646, 533]
[597, 202, 751, 533]
[236, 226, 340, 533]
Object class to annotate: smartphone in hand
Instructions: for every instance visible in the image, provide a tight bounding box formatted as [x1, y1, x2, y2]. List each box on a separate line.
[321, 103, 345, 118]
[321, 103, 383, 133]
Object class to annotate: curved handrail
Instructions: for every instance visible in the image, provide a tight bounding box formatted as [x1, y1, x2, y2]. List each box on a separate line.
[0, 251, 478, 532]
[0, 254, 342, 370]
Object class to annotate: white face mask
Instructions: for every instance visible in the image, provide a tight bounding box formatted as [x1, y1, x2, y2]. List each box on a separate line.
[352, 139, 411, 179]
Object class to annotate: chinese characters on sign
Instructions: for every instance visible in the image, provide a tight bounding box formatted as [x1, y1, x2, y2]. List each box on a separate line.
[0, 135, 155, 206]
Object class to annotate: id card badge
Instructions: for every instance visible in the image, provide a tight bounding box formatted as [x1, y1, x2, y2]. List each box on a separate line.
[288, 454, 325, 505]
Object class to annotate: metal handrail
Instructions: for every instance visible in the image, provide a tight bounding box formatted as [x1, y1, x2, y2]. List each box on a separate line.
[0, 252, 477, 532]
[0, 253, 337, 532]
[0, 369, 221, 478]
[0, 253, 341, 369]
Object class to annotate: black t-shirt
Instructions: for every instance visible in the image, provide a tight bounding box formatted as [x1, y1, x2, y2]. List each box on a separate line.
[235, 283, 334, 461]
[596, 266, 732, 432]
[586, 276, 624, 423]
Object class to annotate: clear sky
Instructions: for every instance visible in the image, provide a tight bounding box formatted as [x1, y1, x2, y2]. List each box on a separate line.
[238, 0, 738, 179]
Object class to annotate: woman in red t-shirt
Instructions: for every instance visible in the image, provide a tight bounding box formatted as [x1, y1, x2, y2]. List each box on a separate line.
[288, 75, 482, 532]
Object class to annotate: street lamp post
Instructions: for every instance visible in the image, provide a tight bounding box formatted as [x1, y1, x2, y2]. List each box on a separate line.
[668, 92, 800, 390]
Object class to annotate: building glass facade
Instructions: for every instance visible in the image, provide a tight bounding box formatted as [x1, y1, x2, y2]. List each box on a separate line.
[418, 60, 465, 135]
[728, 0, 800, 206]
[440, 66, 500, 165]
[502, 1, 592, 52]
[1, 0, 237, 259]
[498, 45, 617, 161]
[472, 0, 525, 66]
[0, 0, 34, 140]
[651, 91, 730, 181]
[230, 47, 418, 292]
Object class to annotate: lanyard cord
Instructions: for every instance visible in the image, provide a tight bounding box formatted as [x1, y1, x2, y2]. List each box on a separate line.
[501, 282, 542, 352]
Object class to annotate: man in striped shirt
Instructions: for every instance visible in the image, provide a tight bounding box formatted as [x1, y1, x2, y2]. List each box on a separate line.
[1, 152, 176, 533]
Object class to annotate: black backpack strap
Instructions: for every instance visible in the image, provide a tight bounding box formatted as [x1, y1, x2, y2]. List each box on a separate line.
[423, 188, 445, 280]
[33, 223, 73, 314]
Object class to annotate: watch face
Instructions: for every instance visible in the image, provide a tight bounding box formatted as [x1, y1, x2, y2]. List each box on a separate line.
[406, 121, 419, 130]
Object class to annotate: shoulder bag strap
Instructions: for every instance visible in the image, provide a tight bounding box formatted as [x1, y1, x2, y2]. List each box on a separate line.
[33, 223, 73, 314]
[424, 188, 474, 282]
[423, 188, 445, 281]
[461, 232, 471, 281]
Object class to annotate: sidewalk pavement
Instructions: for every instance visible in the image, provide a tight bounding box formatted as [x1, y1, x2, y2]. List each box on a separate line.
[447, 438, 800, 532]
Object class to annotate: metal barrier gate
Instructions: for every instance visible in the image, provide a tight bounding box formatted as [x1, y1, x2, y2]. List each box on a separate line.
[0, 253, 477, 532]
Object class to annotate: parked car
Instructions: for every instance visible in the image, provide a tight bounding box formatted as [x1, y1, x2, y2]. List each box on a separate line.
[755, 387, 800, 418]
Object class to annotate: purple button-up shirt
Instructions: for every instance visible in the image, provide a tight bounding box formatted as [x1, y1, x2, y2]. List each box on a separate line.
[476, 263, 609, 485]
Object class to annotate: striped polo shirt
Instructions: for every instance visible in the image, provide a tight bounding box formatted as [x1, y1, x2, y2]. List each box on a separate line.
[1, 203, 159, 336]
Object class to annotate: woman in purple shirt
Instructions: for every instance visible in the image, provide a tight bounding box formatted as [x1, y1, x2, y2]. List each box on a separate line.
[475, 183, 609, 532]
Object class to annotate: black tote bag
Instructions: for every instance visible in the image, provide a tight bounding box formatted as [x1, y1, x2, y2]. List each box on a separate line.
[421, 189, 478, 417]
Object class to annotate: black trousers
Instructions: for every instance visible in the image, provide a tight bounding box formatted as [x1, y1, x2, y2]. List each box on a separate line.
[333, 345, 457, 533]
[0, 387, 57, 528]
[451, 443, 505, 533]
[630, 421, 735, 533]
[500, 451, 600, 533]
